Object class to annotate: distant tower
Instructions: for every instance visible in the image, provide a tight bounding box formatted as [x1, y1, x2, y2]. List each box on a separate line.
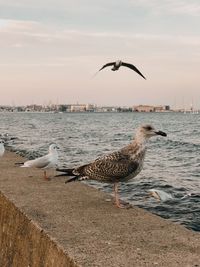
[190, 100, 193, 112]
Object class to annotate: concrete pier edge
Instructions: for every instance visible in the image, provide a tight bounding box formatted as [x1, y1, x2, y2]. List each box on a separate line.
[0, 191, 78, 267]
[0, 151, 200, 267]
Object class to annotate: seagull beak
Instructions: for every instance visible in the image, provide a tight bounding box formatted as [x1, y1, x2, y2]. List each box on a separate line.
[155, 130, 167, 137]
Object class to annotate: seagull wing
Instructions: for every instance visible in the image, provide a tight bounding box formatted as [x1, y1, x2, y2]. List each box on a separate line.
[22, 154, 52, 168]
[121, 62, 146, 79]
[75, 152, 139, 182]
[99, 62, 115, 71]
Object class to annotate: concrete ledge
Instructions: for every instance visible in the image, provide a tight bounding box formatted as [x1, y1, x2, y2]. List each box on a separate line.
[0, 151, 200, 267]
[0, 192, 77, 267]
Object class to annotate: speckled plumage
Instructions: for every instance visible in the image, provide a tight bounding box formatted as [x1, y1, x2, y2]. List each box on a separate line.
[73, 142, 145, 183]
[56, 124, 167, 208]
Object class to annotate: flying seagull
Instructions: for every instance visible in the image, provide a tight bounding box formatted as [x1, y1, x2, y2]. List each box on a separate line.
[17, 144, 59, 180]
[56, 125, 166, 208]
[0, 140, 5, 157]
[98, 60, 146, 79]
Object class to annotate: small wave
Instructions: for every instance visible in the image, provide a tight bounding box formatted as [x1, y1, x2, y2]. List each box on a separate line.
[1, 112, 200, 232]
[165, 139, 200, 151]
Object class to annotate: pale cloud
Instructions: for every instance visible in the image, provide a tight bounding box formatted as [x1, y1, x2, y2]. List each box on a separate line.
[0, 20, 200, 66]
[11, 43, 25, 48]
[0, 2, 199, 107]
[131, 0, 200, 16]
[1, 19, 200, 48]
[0, 19, 38, 29]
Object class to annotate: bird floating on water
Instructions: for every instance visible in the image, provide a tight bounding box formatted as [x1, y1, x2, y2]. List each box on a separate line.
[147, 189, 173, 202]
[98, 60, 146, 79]
[0, 140, 5, 157]
[17, 144, 59, 180]
[146, 189, 195, 202]
[56, 125, 166, 208]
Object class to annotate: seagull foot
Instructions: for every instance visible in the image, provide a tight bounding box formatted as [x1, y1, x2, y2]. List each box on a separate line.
[115, 200, 132, 209]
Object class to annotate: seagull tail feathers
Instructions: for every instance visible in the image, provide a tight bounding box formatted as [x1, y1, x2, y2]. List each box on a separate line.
[55, 167, 89, 183]
[56, 168, 74, 176]
[65, 176, 80, 183]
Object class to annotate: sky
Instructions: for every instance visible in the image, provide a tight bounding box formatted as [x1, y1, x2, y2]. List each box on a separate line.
[0, 0, 200, 108]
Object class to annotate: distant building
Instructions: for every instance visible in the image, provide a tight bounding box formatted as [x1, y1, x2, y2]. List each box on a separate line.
[70, 104, 86, 112]
[96, 106, 118, 112]
[133, 105, 154, 112]
[154, 105, 170, 112]
[164, 105, 170, 111]
[85, 104, 95, 112]
[25, 105, 43, 112]
[133, 105, 170, 112]
[57, 105, 71, 112]
[70, 104, 95, 112]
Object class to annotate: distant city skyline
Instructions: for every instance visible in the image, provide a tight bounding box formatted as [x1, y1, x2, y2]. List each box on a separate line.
[0, 1, 200, 108]
[2, 98, 199, 111]
[1, 102, 199, 113]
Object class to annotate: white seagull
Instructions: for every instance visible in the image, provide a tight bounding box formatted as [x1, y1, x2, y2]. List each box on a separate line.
[0, 140, 5, 157]
[98, 60, 146, 79]
[146, 189, 195, 202]
[147, 189, 173, 202]
[56, 125, 166, 208]
[20, 144, 59, 180]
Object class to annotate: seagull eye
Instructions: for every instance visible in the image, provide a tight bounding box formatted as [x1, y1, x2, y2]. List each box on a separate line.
[145, 126, 153, 131]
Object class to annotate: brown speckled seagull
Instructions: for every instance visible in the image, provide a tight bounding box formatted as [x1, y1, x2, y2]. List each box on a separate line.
[56, 125, 166, 208]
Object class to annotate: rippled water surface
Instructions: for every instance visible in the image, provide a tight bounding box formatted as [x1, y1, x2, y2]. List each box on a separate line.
[0, 112, 200, 231]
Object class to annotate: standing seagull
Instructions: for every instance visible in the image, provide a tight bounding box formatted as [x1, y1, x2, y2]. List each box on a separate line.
[0, 140, 5, 157]
[98, 60, 146, 79]
[19, 144, 59, 180]
[56, 125, 166, 208]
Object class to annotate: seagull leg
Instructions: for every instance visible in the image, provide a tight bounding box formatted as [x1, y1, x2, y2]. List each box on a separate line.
[43, 170, 50, 181]
[114, 183, 131, 208]
[114, 183, 124, 208]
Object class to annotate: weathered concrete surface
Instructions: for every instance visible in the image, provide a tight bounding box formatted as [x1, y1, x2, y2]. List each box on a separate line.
[0, 151, 200, 267]
[0, 192, 78, 267]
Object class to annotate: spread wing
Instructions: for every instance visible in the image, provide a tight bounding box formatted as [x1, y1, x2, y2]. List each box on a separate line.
[99, 62, 115, 71]
[121, 62, 146, 79]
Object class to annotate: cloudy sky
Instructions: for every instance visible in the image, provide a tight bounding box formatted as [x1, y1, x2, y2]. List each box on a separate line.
[0, 0, 200, 108]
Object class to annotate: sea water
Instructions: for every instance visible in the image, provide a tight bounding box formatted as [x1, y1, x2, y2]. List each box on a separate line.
[0, 112, 199, 231]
